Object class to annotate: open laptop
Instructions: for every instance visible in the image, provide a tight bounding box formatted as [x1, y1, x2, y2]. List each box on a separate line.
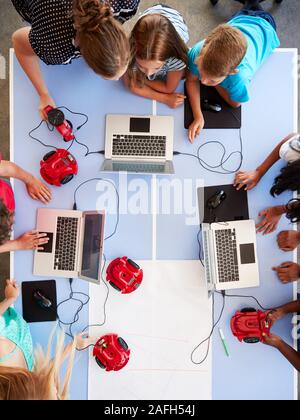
[101, 115, 175, 175]
[34, 209, 105, 285]
[201, 220, 259, 292]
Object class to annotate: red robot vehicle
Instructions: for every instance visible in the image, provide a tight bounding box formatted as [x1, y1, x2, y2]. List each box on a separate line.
[93, 334, 130, 372]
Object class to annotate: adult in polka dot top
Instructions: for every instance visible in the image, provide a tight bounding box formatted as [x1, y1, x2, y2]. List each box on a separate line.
[11, 0, 140, 118]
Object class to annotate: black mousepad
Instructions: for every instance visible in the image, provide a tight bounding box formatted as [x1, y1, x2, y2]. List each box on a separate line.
[184, 82, 242, 129]
[22, 280, 57, 323]
[198, 184, 249, 224]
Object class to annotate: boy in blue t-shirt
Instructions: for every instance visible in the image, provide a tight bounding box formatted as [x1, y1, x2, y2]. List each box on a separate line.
[186, 0, 280, 142]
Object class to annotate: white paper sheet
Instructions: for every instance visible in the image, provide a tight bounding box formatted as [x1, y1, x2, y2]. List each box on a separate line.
[88, 261, 212, 400]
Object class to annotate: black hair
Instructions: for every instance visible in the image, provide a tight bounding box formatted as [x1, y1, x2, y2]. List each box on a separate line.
[270, 159, 300, 197]
[0, 198, 13, 245]
[286, 199, 300, 223]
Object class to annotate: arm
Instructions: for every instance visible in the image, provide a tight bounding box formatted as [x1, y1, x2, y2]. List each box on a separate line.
[185, 72, 205, 143]
[0, 231, 50, 254]
[277, 300, 300, 315]
[144, 70, 186, 94]
[0, 160, 52, 203]
[234, 133, 298, 190]
[0, 280, 19, 316]
[12, 27, 56, 118]
[123, 74, 185, 109]
[256, 133, 298, 178]
[215, 85, 241, 108]
[0, 298, 14, 317]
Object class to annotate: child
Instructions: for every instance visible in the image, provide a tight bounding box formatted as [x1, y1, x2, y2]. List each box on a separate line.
[256, 200, 300, 284]
[0, 156, 51, 253]
[186, 0, 280, 142]
[235, 131, 300, 247]
[125, 4, 189, 109]
[0, 279, 94, 400]
[234, 133, 300, 193]
[263, 300, 300, 372]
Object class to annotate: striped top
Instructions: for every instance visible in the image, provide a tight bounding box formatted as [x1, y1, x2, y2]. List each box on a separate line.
[138, 5, 189, 81]
[11, 0, 140, 65]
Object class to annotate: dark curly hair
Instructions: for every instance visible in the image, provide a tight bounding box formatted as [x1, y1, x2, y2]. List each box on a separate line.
[286, 199, 300, 223]
[0, 198, 13, 245]
[270, 159, 300, 197]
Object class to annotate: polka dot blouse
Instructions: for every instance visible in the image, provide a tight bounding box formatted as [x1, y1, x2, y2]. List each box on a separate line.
[12, 0, 140, 65]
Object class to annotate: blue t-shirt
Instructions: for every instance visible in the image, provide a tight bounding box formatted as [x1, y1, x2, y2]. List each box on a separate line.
[188, 15, 280, 103]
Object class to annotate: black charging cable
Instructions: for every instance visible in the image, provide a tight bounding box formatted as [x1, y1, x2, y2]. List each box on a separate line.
[174, 127, 243, 175]
[55, 178, 120, 348]
[28, 106, 92, 154]
[191, 291, 226, 365]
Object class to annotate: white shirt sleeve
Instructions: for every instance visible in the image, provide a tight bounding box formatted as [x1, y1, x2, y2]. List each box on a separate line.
[279, 134, 300, 163]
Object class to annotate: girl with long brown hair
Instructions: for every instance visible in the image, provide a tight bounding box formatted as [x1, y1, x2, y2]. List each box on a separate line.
[125, 4, 189, 109]
[11, 0, 139, 118]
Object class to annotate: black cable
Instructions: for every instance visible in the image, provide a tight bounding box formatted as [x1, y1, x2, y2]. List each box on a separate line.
[73, 178, 120, 241]
[55, 278, 90, 340]
[215, 290, 270, 311]
[191, 291, 226, 365]
[55, 178, 120, 349]
[175, 108, 244, 175]
[197, 227, 204, 267]
[174, 128, 243, 175]
[28, 120, 58, 150]
[57, 106, 89, 132]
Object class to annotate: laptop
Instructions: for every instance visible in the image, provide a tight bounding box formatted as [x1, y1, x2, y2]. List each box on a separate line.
[101, 114, 175, 175]
[201, 220, 259, 292]
[33, 209, 105, 285]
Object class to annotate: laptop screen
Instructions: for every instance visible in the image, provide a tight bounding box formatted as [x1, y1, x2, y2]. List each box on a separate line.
[80, 213, 104, 282]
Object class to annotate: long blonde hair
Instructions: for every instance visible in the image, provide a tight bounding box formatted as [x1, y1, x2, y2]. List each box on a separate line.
[0, 332, 76, 401]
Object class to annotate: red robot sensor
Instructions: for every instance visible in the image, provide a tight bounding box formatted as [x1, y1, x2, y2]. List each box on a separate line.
[44, 106, 75, 142]
[231, 308, 272, 344]
[93, 334, 130, 372]
[40, 149, 78, 187]
[106, 257, 143, 294]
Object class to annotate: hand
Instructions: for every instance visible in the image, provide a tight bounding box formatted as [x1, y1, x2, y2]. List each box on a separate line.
[256, 206, 285, 235]
[277, 230, 300, 252]
[266, 308, 287, 324]
[75, 333, 97, 351]
[15, 230, 49, 251]
[234, 170, 261, 191]
[4, 279, 20, 303]
[39, 93, 56, 120]
[272, 262, 300, 284]
[188, 117, 205, 143]
[26, 175, 52, 204]
[262, 332, 282, 348]
[164, 93, 186, 109]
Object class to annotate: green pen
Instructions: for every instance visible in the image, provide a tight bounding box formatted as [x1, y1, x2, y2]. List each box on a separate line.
[219, 328, 230, 357]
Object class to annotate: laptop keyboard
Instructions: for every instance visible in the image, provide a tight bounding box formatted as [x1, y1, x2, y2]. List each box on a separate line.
[215, 229, 239, 283]
[112, 135, 167, 158]
[54, 217, 78, 271]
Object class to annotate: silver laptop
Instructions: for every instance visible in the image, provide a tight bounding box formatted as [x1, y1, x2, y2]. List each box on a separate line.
[201, 220, 259, 292]
[34, 209, 105, 285]
[101, 114, 174, 175]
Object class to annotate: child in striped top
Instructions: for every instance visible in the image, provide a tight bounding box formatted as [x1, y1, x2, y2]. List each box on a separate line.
[124, 4, 189, 109]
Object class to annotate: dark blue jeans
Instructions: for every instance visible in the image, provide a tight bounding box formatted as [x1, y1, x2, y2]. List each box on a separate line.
[231, 10, 277, 32]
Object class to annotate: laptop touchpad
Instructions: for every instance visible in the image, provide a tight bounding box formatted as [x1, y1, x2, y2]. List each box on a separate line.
[240, 243, 255, 264]
[37, 232, 54, 254]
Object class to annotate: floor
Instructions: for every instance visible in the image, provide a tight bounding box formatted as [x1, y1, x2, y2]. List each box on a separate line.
[0, 0, 299, 397]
